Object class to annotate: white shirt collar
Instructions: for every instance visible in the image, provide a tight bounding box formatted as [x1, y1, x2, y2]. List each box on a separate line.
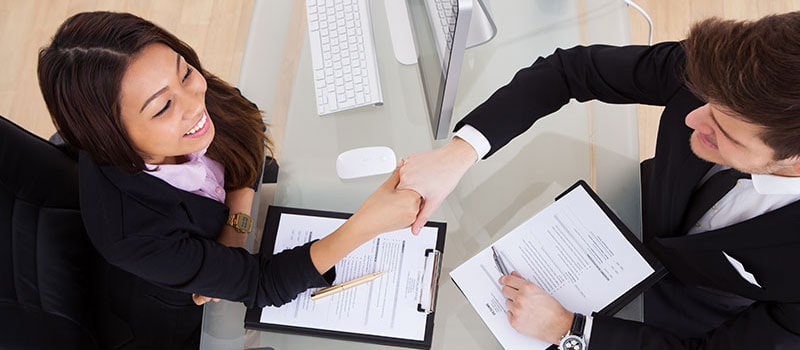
[751, 173, 800, 195]
[705, 163, 800, 195]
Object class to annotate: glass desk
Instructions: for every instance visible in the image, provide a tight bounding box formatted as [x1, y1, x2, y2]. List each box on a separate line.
[201, 0, 641, 349]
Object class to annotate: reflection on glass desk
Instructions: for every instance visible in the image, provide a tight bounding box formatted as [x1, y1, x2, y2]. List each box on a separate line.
[201, 0, 641, 349]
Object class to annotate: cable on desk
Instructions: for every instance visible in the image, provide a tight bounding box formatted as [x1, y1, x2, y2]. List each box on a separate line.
[624, 0, 653, 45]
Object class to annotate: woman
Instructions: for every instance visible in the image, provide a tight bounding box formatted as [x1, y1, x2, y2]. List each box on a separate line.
[38, 11, 420, 349]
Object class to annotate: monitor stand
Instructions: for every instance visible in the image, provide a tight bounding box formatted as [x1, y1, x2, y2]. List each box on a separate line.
[385, 0, 497, 65]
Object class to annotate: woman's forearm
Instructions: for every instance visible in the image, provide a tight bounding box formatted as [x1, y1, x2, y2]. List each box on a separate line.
[217, 187, 256, 247]
[309, 218, 374, 273]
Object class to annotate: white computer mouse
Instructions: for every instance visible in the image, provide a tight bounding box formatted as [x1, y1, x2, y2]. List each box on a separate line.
[336, 146, 397, 180]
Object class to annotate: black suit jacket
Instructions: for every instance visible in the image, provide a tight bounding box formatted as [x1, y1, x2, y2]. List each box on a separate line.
[78, 153, 334, 348]
[457, 42, 800, 349]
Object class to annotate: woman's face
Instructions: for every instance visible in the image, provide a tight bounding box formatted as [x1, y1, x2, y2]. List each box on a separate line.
[118, 43, 214, 165]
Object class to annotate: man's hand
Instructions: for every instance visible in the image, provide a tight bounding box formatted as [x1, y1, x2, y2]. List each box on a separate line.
[397, 137, 477, 234]
[499, 271, 573, 344]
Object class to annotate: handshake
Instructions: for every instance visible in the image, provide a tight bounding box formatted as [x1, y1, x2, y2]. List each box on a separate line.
[356, 138, 479, 236]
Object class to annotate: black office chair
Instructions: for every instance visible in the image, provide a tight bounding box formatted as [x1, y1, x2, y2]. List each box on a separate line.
[0, 115, 106, 349]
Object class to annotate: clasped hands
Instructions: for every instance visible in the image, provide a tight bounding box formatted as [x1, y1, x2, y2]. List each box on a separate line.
[343, 137, 482, 237]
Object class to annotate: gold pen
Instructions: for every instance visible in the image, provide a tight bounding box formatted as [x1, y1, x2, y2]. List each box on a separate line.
[310, 271, 386, 301]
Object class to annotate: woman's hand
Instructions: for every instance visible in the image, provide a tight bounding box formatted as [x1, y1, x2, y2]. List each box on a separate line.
[397, 137, 477, 234]
[499, 271, 573, 344]
[348, 167, 422, 235]
[310, 167, 421, 274]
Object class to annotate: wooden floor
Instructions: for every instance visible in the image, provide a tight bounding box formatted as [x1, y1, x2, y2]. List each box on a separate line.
[1, 0, 799, 160]
[0, 0, 253, 138]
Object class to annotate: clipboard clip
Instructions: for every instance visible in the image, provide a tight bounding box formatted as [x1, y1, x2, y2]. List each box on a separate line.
[417, 249, 442, 314]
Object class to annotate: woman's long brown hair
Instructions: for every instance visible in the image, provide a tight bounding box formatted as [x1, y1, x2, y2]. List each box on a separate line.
[38, 11, 272, 189]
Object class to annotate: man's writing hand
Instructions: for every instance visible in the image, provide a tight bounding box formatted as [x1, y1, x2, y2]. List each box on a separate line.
[499, 271, 573, 344]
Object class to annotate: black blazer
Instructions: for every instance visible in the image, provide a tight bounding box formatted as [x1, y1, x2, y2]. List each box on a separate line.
[457, 42, 800, 349]
[78, 153, 334, 348]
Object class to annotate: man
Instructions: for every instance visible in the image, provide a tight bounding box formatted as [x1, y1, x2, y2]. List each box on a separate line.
[398, 12, 800, 349]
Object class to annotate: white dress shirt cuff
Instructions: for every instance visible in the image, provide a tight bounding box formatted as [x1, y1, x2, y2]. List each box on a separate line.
[453, 124, 490, 161]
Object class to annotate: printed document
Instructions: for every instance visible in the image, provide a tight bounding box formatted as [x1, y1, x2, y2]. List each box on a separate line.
[259, 213, 437, 340]
[450, 184, 655, 350]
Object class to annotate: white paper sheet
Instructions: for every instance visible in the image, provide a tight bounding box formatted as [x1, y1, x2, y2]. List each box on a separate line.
[450, 185, 655, 350]
[259, 213, 438, 341]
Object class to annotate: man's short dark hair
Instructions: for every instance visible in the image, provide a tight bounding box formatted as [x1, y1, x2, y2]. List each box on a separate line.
[684, 12, 800, 160]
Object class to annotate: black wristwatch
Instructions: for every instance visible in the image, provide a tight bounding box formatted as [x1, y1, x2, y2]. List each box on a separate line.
[558, 312, 586, 350]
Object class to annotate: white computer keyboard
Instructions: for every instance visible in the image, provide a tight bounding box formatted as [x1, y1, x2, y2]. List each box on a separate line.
[306, 0, 383, 116]
[423, 0, 457, 72]
[432, 0, 457, 52]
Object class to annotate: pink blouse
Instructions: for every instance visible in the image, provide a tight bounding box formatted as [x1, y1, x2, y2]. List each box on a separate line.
[145, 148, 226, 203]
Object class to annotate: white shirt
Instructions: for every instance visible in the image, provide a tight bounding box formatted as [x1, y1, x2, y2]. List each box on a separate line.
[455, 125, 800, 347]
[688, 163, 800, 234]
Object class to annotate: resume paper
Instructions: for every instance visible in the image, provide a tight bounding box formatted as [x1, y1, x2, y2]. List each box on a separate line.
[450, 185, 655, 350]
[259, 214, 438, 341]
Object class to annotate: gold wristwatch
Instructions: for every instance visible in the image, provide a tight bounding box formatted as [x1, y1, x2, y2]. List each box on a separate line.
[226, 213, 252, 234]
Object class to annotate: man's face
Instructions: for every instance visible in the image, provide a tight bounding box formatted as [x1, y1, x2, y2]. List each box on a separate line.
[685, 103, 799, 175]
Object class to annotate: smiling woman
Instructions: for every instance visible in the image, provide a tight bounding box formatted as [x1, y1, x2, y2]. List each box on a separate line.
[36, 11, 421, 350]
[39, 14, 268, 190]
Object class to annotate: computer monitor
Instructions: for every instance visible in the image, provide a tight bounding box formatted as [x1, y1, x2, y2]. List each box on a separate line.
[404, 0, 496, 140]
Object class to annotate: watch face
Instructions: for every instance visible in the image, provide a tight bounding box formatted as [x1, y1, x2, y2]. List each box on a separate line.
[229, 213, 252, 233]
[559, 335, 586, 350]
[237, 215, 250, 228]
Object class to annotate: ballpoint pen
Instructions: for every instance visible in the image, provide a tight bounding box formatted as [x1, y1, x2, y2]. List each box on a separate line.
[310, 271, 386, 300]
[491, 246, 510, 276]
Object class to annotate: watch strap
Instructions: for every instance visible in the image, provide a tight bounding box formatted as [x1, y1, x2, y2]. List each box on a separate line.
[558, 313, 587, 350]
[570, 312, 586, 337]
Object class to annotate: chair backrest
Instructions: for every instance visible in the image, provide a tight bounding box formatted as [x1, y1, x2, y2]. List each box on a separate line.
[0, 115, 100, 349]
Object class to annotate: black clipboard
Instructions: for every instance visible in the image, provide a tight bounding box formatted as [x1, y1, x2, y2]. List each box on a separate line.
[554, 180, 666, 316]
[244, 205, 447, 349]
